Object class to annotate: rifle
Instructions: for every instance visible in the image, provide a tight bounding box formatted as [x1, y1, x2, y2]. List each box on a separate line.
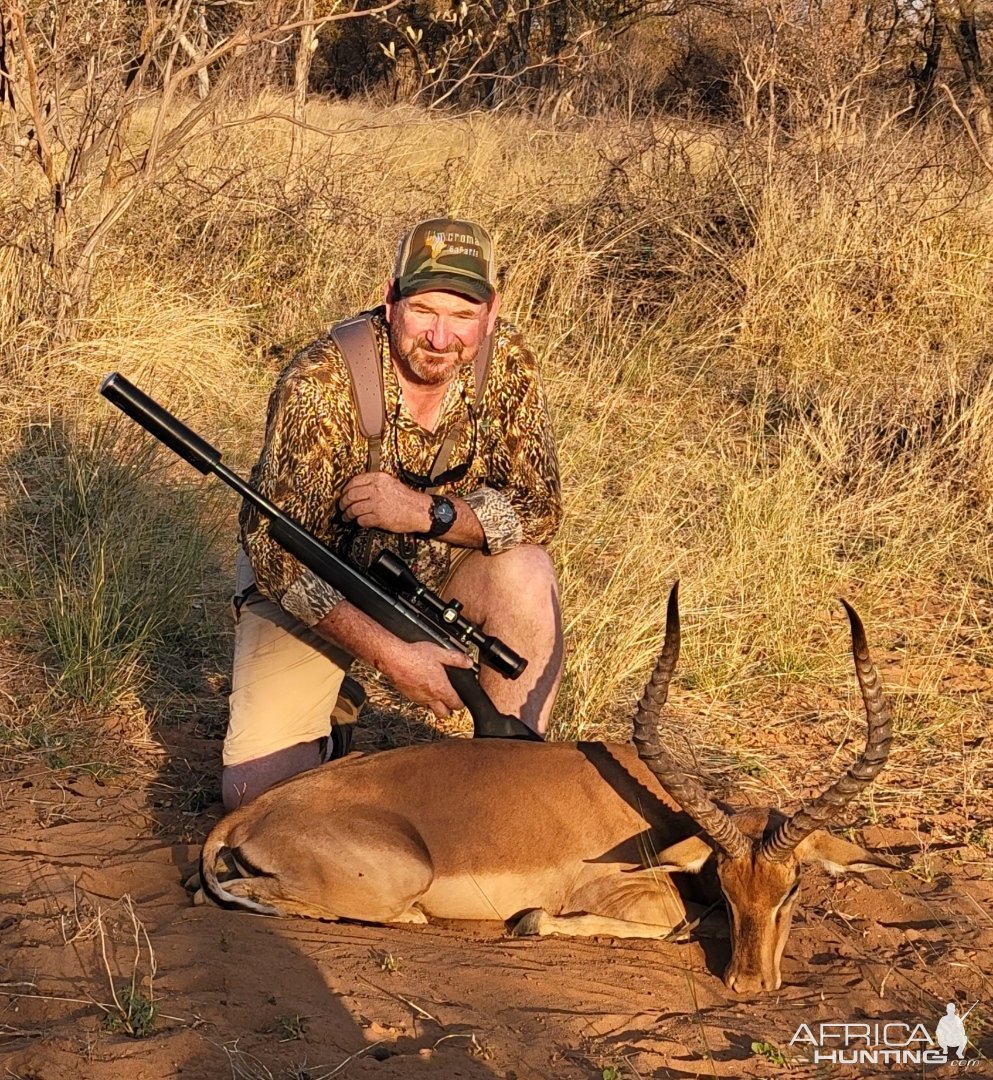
[99, 372, 541, 742]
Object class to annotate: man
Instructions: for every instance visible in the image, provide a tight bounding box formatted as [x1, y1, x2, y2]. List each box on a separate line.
[223, 217, 563, 809]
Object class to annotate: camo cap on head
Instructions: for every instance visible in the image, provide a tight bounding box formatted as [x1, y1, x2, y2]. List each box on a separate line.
[393, 217, 496, 304]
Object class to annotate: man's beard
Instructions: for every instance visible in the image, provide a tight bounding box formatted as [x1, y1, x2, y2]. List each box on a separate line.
[390, 326, 473, 386]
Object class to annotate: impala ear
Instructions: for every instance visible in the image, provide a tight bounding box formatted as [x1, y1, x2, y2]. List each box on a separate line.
[651, 834, 714, 874]
[795, 831, 903, 875]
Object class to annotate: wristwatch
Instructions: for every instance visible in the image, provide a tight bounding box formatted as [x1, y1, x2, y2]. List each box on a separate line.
[423, 495, 457, 539]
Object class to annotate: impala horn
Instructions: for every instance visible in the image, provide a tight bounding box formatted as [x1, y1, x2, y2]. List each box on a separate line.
[761, 599, 893, 863]
[633, 583, 751, 860]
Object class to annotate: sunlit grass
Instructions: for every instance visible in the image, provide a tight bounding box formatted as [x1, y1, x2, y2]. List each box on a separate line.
[1, 95, 990, 823]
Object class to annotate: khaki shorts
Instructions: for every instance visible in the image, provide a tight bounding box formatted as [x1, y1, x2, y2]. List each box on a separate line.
[223, 550, 353, 767]
[223, 547, 476, 767]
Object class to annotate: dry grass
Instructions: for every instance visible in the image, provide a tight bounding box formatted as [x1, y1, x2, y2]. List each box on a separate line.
[1, 93, 991, 848]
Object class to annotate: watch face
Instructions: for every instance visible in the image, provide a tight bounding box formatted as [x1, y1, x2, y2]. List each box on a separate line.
[434, 500, 455, 525]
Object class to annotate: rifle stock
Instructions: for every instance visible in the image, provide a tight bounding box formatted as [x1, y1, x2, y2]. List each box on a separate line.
[99, 372, 541, 742]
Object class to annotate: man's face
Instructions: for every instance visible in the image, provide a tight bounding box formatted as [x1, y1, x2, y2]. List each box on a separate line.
[385, 286, 499, 386]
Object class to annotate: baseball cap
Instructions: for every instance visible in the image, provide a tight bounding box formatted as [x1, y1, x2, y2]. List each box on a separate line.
[393, 217, 496, 304]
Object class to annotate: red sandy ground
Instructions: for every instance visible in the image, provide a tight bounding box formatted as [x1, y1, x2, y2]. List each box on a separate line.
[2, 716, 991, 1080]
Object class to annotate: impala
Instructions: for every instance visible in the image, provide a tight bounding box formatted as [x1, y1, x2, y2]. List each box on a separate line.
[200, 584, 897, 993]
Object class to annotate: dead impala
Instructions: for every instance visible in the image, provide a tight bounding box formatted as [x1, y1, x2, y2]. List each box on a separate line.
[199, 584, 897, 993]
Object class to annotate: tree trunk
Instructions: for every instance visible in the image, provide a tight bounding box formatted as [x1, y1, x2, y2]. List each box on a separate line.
[911, 14, 944, 119]
[1, 11, 16, 117]
[291, 0, 315, 171]
[936, 0, 992, 143]
[50, 189, 76, 342]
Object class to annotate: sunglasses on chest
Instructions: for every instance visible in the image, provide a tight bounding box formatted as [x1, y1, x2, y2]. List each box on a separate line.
[391, 388, 478, 491]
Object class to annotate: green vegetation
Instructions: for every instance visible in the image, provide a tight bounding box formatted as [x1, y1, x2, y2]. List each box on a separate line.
[103, 985, 157, 1039]
[750, 1040, 790, 1066]
[273, 1014, 309, 1042]
[378, 951, 403, 974]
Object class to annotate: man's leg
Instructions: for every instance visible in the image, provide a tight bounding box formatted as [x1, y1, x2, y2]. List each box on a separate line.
[442, 545, 562, 734]
[222, 742, 324, 812]
[223, 554, 353, 810]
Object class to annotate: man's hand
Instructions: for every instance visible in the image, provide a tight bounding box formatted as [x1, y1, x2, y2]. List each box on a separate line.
[314, 602, 475, 719]
[339, 473, 431, 534]
[382, 640, 474, 718]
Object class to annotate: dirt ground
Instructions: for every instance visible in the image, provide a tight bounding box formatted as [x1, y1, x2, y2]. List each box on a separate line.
[2, 705, 991, 1080]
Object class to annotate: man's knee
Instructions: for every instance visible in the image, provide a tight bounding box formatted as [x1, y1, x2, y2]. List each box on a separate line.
[458, 544, 555, 587]
[447, 545, 558, 623]
[503, 544, 557, 582]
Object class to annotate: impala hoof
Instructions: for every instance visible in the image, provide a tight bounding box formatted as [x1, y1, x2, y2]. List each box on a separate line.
[511, 909, 550, 937]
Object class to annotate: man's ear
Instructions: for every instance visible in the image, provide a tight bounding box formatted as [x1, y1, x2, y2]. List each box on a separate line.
[383, 278, 397, 319]
[486, 294, 501, 335]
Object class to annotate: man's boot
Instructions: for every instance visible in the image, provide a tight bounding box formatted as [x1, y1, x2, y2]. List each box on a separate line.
[328, 675, 366, 760]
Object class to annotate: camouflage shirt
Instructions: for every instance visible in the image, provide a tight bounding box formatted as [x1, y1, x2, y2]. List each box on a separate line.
[240, 307, 561, 627]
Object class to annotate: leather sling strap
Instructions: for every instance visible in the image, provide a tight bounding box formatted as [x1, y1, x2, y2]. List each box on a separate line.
[330, 313, 493, 487]
[330, 315, 386, 472]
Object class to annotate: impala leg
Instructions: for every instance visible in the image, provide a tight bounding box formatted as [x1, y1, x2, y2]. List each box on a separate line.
[201, 873, 431, 923]
[203, 807, 435, 923]
[185, 847, 241, 895]
[513, 910, 683, 939]
[511, 868, 721, 941]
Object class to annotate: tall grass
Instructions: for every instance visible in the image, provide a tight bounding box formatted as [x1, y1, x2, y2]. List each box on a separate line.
[2, 94, 991, 823]
[0, 415, 226, 742]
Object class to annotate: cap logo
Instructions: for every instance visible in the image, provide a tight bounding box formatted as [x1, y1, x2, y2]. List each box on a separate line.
[395, 218, 495, 302]
[424, 233, 447, 260]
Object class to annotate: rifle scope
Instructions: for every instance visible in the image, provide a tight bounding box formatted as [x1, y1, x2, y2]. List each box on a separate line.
[369, 550, 526, 680]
